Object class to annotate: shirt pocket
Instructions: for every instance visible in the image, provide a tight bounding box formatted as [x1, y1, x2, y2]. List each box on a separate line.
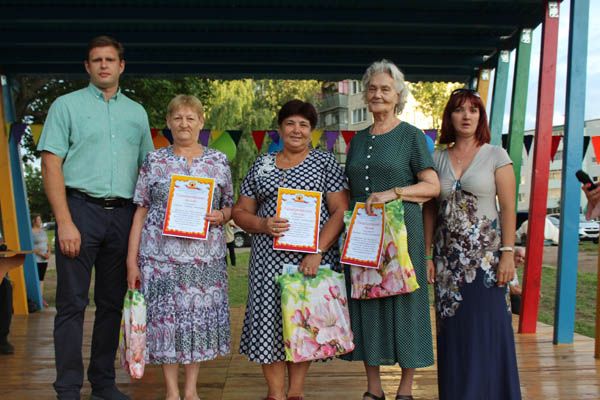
[72, 114, 102, 144]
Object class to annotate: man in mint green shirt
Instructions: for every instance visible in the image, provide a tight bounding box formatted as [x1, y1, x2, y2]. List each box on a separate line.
[37, 36, 153, 400]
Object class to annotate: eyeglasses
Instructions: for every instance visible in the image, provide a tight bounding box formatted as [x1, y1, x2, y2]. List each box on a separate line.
[451, 88, 481, 98]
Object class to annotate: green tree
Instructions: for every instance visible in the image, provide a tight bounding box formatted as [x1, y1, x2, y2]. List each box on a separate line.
[408, 81, 462, 130]
[23, 164, 52, 220]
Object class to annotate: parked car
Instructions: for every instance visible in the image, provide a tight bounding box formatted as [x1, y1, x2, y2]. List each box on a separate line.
[232, 226, 251, 248]
[547, 213, 600, 243]
[42, 221, 55, 231]
[578, 214, 599, 243]
[516, 217, 559, 246]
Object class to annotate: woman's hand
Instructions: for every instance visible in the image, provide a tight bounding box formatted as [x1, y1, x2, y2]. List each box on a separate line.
[584, 184, 600, 220]
[497, 252, 515, 287]
[365, 189, 397, 214]
[427, 259, 435, 284]
[126, 258, 141, 290]
[261, 216, 289, 237]
[299, 253, 323, 277]
[205, 210, 227, 226]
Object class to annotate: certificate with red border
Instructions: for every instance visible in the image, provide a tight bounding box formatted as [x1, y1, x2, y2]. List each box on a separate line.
[273, 187, 322, 253]
[341, 202, 385, 269]
[162, 174, 215, 240]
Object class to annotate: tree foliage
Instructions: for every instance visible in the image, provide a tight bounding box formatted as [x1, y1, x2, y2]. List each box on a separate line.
[23, 164, 52, 220]
[408, 81, 462, 130]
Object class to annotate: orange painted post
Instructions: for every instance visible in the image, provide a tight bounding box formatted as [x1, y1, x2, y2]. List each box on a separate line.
[519, 1, 560, 333]
[0, 75, 28, 315]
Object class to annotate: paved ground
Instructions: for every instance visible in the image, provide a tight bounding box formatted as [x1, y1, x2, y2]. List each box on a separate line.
[542, 245, 598, 273]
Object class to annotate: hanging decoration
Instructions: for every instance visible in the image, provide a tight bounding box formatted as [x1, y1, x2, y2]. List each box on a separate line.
[524, 135, 534, 155]
[325, 130, 340, 151]
[227, 130, 243, 146]
[591, 136, 600, 165]
[199, 129, 211, 146]
[152, 133, 170, 149]
[267, 130, 280, 144]
[9, 123, 27, 144]
[30, 124, 44, 145]
[550, 135, 562, 161]
[268, 139, 284, 153]
[162, 128, 173, 144]
[311, 129, 323, 149]
[341, 130, 356, 146]
[424, 129, 437, 143]
[583, 136, 591, 157]
[211, 130, 224, 142]
[209, 130, 237, 161]
[252, 130, 266, 151]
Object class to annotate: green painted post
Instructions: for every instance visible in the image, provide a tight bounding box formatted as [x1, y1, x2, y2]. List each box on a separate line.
[507, 29, 533, 207]
[490, 50, 510, 146]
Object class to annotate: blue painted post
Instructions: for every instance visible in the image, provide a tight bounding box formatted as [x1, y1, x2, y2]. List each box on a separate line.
[554, 0, 590, 344]
[489, 51, 510, 146]
[2, 77, 42, 309]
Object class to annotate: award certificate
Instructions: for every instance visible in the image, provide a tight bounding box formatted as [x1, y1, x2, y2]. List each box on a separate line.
[273, 188, 322, 253]
[162, 174, 215, 240]
[341, 202, 385, 268]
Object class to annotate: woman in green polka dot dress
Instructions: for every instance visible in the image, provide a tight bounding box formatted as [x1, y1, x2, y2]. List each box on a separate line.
[341, 60, 440, 400]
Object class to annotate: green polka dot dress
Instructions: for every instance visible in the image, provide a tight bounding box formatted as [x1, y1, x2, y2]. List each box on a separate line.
[341, 122, 435, 368]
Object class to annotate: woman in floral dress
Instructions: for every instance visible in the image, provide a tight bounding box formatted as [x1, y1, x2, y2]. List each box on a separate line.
[127, 95, 233, 400]
[233, 99, 347, 400]
[423, 89, 521, 400]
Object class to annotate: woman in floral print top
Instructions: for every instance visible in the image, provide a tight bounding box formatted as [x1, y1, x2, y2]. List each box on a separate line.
[423, 89, 521, 400]
[126, 95, 233, 400]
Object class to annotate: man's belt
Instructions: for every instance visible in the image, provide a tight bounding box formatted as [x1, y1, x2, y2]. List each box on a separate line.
[66, 188, 132, 209]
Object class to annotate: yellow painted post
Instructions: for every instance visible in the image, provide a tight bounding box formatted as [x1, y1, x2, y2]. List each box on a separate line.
[477, 68, 492, 108]
[0, 76, 28, 315]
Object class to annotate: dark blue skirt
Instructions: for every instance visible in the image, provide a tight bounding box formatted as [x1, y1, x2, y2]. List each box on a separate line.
[436, 269, 521, 400]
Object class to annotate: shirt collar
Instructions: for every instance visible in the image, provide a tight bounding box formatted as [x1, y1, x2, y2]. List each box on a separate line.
[87, 83, 121, 101]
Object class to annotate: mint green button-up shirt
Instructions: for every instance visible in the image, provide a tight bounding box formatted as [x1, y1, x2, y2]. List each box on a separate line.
[37, 84, 154, 199]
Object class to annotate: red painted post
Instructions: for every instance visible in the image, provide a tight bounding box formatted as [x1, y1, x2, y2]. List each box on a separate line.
[519, 1, 560, 333]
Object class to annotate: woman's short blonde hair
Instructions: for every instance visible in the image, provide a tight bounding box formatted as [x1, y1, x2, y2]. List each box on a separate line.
[361, 59, 409, 114]
[167, 94, 205, 119]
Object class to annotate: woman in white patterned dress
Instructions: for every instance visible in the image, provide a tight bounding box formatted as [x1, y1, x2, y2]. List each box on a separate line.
[233, 100, 348, 400]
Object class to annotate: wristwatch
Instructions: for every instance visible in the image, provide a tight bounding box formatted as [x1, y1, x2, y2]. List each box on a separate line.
[394, 187, 404, 199]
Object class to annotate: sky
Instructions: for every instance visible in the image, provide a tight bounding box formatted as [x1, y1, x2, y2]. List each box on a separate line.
[498, 0, 599, 132]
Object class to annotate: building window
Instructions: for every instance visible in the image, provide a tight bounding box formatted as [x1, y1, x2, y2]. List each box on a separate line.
[553, 150, 563, 161]
[352, 107, 367, 124]
[549, 170, 561, 180]
[350, 80, 362, 95]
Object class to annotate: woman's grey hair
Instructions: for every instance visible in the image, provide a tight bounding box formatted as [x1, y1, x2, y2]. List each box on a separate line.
[361, 59, 409, 114]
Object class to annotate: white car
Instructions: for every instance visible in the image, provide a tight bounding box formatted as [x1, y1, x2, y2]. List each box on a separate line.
[516, 217, 559, 246]
[578, 214, 599, 242]
[547, 214, 599, 243]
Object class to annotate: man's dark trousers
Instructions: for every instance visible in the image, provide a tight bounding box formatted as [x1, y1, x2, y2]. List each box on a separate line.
[54, 193, 134, 399]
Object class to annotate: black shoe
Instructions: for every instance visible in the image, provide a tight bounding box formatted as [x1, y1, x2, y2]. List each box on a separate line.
[0, 341, 14, 354]
[90, 386, 130, 400]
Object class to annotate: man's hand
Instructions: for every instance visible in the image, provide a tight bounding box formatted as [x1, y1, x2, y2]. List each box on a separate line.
[58, 220, 81, 258]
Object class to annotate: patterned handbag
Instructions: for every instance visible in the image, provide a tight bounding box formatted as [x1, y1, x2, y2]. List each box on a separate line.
[277, 266, 355, 362]
[346, 199, 420, 299]
[118, 289, 147, 379]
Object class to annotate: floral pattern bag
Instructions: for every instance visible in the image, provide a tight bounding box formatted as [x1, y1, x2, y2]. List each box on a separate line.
[276, 267, 355, 362]
[347, 199, 420, 299]
[118, 289, 147, 379]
